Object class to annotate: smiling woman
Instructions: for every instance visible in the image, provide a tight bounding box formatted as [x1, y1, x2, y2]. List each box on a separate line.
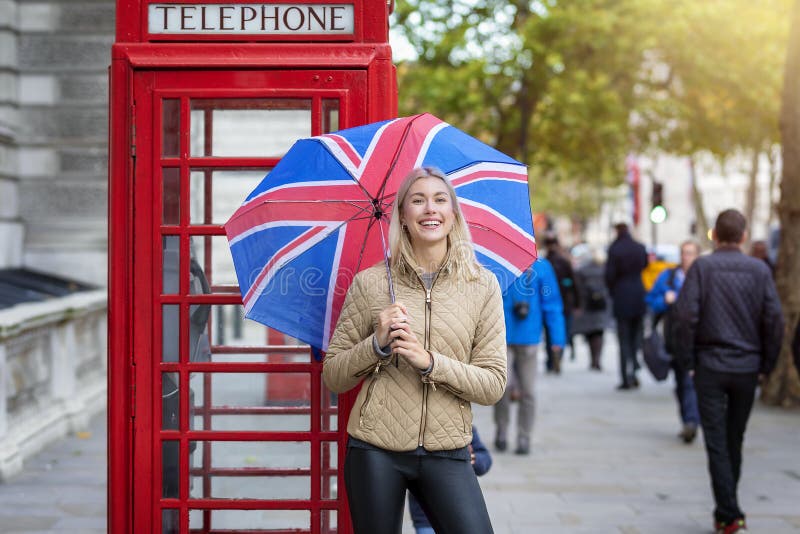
[322, 167, 507, 534]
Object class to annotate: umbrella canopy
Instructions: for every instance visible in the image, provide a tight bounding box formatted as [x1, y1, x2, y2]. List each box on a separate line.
[225, 113, 536, 350]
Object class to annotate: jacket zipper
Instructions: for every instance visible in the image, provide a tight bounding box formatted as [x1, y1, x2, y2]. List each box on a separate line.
[418, 283, 433, 447]
[359, 365, 381, 427]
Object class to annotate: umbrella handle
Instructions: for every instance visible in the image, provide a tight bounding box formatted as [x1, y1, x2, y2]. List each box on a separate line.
[378, 216, 396, 303]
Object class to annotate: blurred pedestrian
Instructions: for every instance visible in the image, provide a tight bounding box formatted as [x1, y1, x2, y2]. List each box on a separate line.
[645, 240, 701, 443]
[749, 239, 775, 277]
[641, 249, 676, 292]
[408, 426, 492, 534]
[323, 167, 506, 534]
[542, 234, 577, 370]
[605, 222, 649, 390]
[673, 209, 783, 534]
[572, 247, 610, 370]
[494, 258, 565, 455]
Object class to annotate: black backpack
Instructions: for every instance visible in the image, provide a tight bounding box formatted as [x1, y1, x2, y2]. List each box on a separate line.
[584, 277, 607, 311]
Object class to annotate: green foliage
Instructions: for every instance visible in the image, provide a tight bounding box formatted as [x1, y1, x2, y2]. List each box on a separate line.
[393, 0, 793, 217]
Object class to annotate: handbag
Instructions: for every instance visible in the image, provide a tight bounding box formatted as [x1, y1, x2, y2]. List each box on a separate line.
[642, 319, 671, 381]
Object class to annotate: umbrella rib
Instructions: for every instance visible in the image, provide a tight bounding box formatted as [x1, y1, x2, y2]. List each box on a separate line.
[375, 115, 420, 203]
[354, 213, 383, 273]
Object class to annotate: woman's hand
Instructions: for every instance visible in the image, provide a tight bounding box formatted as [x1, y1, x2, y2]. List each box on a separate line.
[389, 321, 431, 371]
[375, 303, 409, 347]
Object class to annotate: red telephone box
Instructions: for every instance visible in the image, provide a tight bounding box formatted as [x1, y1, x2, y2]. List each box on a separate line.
[109, 3, 397, 532]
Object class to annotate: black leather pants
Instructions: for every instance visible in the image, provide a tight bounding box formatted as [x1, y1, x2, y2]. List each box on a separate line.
[344, 446, 494, 534]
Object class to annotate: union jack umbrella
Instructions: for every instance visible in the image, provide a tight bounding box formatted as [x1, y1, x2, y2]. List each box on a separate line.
[224, 113, 537, 351]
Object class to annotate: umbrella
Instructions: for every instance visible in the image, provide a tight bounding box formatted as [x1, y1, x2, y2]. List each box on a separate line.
[224, 113, 537, 351]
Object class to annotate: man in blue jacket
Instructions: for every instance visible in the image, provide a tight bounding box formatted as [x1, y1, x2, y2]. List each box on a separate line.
[494, 258, 566, 455]
[673, 209, 783, 534]
[645, 240, 702, 443]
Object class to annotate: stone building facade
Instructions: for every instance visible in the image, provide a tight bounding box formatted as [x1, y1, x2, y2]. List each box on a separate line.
[0, 0, 113, 281]
[0, 0, 113, 480]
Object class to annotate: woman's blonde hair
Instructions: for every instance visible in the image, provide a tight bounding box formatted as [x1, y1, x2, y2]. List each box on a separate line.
[388, 167, 480, 281]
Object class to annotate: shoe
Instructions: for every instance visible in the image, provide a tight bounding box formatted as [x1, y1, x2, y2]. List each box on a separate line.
[616, 383, 631, 391]
[630, 376, 640, 388]
[552, 353, 562, 374]
[514, 439, 530, 455]
[494, 437, 507, 452]
[679, 423, 698, 444]
[715, 518, 747, 534]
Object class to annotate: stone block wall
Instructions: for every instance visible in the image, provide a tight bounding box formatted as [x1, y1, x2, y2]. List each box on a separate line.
[0, 290, 107, 480]
[0, 0, 22, 269]
[15, 0, 115, 284]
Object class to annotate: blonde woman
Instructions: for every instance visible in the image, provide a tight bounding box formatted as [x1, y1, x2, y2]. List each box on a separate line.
[323, 167, 506, 534]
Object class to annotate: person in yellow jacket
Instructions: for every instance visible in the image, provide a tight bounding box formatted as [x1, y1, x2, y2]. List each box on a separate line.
[323, 167, 507, 534]
[641, 250, 676, 292]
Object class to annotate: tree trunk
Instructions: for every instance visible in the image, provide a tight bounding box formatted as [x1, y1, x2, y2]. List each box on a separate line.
[762, 0, 800, 407]
[743, 147, 760, 248]
[767, 146, 779, 227]
[688, 156, 712, 249]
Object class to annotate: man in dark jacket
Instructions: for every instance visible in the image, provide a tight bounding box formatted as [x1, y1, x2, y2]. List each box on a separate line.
[605, 222, 649, 390]
[673, 209, 783, 534]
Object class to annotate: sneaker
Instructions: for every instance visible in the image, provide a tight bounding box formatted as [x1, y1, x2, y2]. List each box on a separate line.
[679, 423, 698, 444]
[552, 353, 562, 374]
[715, 518, 747, 534]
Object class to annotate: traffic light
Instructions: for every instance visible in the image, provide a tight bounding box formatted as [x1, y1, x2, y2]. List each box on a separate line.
[650, 181, 667, 224]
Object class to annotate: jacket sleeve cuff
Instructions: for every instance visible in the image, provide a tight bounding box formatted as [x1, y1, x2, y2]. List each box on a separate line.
[420, 351, 434, 376]
[371, 335, 393, 358]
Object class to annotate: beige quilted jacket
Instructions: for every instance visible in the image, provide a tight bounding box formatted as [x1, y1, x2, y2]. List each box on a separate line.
[323, 264, 507, 451]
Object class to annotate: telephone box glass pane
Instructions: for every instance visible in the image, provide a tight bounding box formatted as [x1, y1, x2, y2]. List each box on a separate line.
[162, 305, 180, 363]
[321, 441, 338, 501]
[162, 168, 180, 224]
[162, 372, 180, 430]
[189, 441, 310, 501]
[201, 304, 311, 363]
[162, 99, 180, 157]
[322, 98, 340, 133]
[161, 509, 179, 534]
[192, 234, 238, 290]
[162, 235, 179, 295]
[322, 510, 338, 533]
[190, 168, 269, 225]
[162, 440, 180, 499]
[190, 98, 312, 157]
[321, 380, 337, 432]
[191, 372, 311, 432]
[189, 509, 310, 531]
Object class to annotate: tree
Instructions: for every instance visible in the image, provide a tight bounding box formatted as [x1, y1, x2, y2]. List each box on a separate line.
[762, 0, 800, 407]
[393, 0, 662, 217]
[393, 1, 792, 221]
[632, 1, 789, 242]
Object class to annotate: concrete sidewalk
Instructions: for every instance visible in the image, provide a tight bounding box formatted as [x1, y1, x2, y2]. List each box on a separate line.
[472, 337, 800, 534]
[1, 332, 799, 534]
[0, 412, 106, 533]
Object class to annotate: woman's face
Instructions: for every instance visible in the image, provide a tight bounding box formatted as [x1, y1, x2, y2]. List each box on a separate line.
[400, 176, 455, 252]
